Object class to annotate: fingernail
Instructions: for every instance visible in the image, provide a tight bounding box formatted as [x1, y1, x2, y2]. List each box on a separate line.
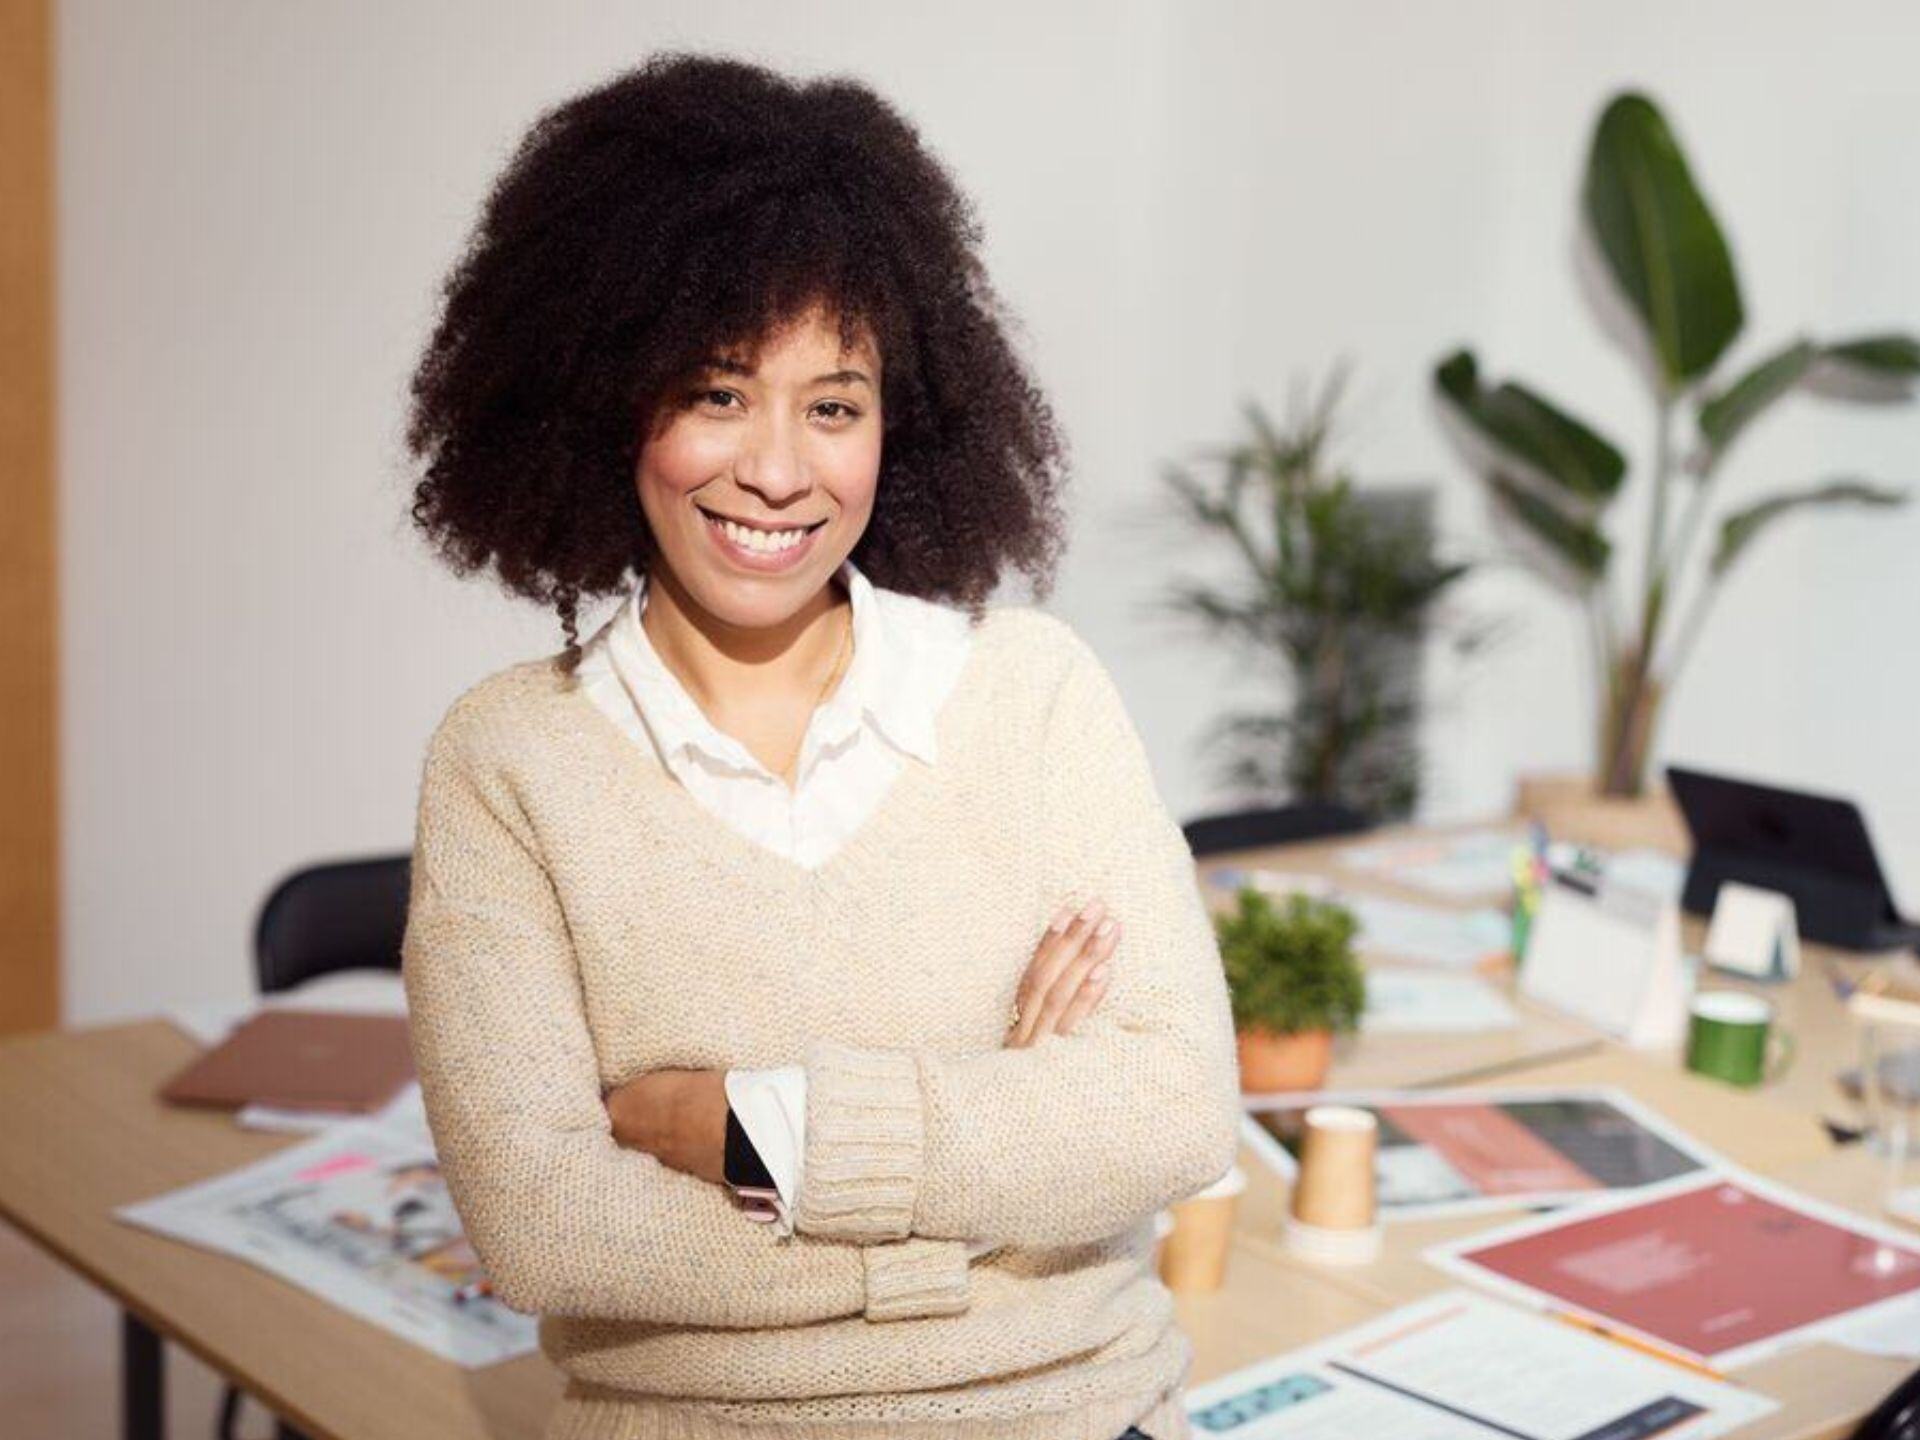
[1080, 898, 1105, 923]
[1089, 963, 1110, 982]
[1094, 916, 1115, 937]
[1049, 905, 1073, 933]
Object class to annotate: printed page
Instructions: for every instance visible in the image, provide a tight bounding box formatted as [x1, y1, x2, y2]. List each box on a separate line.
[1185, 1290, 1775, 1439]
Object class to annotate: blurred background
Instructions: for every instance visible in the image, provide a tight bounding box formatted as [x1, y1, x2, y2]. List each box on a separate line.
[4, 0, 1915, 1041]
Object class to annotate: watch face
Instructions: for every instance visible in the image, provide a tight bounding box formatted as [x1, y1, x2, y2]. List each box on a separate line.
[724, 1106, 778, 1190]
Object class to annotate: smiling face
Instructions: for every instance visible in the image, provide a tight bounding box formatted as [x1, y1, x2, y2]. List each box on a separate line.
[635, 305, 883, 633]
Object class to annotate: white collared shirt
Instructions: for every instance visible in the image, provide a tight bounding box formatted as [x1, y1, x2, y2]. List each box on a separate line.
[576, 558, 996, 1255]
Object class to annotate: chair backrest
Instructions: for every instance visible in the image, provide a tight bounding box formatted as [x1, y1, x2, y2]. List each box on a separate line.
[1180, 802, 1373, 859]
[253, 853, 412, 995]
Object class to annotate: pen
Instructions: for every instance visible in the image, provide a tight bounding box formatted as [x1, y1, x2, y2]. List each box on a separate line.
[1545, 1308, 1728, 1382]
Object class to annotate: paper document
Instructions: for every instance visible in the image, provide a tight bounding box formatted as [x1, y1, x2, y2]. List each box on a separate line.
[1429, 1168, 1920, 1369]
[1826, 1290, 1920, 1360]
[1241, 1087, 1723, 1220]
[1183, 1288, 1776, 1438]
[1338, 828, 1524, 899]
[1346, 895, 1511, 969]
[114, 1103, 535, 1367]
[1359, 969, 1520, 1034]
[164, 969, 408, 1048]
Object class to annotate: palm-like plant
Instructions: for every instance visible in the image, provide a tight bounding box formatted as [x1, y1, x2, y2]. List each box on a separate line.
[1434, 90, 1917, 797]
[1158, 367, 1477, 819]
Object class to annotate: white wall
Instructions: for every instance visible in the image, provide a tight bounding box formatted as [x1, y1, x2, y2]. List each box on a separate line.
[57, 0, 1920, 1024]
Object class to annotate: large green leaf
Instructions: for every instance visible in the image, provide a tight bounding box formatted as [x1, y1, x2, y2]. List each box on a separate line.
[1710, 479, 1907, 578]
[1435, 350, 1626, 505]
[1825, 333, 1920, 377]
[1696, 339, 1815, 463]
[1489, 473, 1612, 581]
[1583, 92, 1743, 389]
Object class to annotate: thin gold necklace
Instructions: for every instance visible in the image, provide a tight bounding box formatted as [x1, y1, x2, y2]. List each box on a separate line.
[780, 601, 853, 787]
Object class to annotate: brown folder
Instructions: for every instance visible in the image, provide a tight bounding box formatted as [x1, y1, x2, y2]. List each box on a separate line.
[158, 1008, 416, 1114]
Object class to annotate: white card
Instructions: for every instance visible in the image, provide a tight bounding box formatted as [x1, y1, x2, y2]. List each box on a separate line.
[1703, 881, 1801, 980]
[1521, 876, 1689, 1048]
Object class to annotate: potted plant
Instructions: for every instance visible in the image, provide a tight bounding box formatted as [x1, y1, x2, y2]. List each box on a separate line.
[1432, 90, 1917, 802]
[1156, 365, 1487, 820]
[1215, 887, 1366, 1093]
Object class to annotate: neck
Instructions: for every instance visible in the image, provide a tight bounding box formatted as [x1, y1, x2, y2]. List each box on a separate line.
[640, 565, 850, 713]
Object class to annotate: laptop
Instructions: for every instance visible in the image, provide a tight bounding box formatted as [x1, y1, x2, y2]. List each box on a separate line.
[1667, 764, 1920, 952]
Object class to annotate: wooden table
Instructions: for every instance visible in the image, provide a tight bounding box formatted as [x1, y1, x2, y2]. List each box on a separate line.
[0, 1017, 1385, 1439]
[6, 819, 1912, 1438]
[1208, 823, 1919, 1440]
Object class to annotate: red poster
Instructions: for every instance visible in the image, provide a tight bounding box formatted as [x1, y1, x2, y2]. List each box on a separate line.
[1458, 1176, 1920, 1361]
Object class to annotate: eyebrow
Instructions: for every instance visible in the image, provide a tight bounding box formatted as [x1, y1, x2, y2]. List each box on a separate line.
[702, 358, 874, 389]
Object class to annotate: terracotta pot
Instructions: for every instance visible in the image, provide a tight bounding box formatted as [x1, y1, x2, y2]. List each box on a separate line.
[1236, 1025, 1334, 1093]
[1513, 771, 1686, 854]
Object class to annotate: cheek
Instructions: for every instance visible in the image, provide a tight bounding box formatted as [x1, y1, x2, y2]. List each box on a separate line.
[639, 423, 729, 499]
[825, 431, 884, 515]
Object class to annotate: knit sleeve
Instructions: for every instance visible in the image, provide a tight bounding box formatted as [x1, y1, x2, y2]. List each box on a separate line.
[791, 629, 1243, 1248]
[402, 702, 973, 1324]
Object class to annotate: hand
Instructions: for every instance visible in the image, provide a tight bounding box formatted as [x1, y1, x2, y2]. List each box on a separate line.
[604, 1067, 730, 1187]
[1006, 898, 1120, 1048]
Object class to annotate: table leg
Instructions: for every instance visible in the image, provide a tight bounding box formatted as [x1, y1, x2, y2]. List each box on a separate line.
[121, 1309, 164, 1440]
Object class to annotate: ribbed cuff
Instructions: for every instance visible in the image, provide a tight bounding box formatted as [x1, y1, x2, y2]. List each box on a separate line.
[793, 1040, 923, 1242]
[861, 1236, 971, 1322]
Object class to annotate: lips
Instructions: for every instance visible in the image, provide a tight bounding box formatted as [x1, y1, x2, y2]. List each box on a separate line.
[697, 503, 827, 572]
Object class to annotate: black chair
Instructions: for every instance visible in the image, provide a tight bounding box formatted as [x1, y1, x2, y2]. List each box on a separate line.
[213, 853, 411, 1440]
[1180, 801, 1374, 859]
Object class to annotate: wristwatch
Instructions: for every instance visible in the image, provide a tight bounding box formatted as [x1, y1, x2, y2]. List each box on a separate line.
[723, 1102, 784, 1223]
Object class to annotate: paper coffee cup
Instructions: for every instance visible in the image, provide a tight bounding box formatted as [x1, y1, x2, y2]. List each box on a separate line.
[1160, 1163, 1244, 1293]
[1289, 1105, 1377, 1231]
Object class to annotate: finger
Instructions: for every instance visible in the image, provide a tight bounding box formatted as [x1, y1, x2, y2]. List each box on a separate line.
[1054, 966, 1110, 1036]
[1016, 907, 1079, 1003]
[1012, 900, 1106, 1046]
[1055, 934, 1118, 1036]
[1029, 916, 1119, 1041]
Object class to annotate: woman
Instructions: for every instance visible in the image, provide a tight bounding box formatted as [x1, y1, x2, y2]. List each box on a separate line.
[401, 51, 1241, 1440]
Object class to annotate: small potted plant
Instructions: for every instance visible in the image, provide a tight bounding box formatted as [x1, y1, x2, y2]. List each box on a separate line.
[1215, 887, 1366, 1093]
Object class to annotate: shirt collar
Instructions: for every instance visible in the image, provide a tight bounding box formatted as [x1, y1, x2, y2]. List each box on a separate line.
[604, 557, 941, 779]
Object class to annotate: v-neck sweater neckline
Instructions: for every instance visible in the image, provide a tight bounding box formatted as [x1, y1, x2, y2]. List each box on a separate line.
[560, 609, 994, 898]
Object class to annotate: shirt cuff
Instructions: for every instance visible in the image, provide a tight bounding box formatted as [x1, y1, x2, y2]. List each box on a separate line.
[724, 1065, 807, 1238]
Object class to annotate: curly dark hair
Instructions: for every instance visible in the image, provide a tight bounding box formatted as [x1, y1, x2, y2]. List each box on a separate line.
[405, 51, 1071, 673]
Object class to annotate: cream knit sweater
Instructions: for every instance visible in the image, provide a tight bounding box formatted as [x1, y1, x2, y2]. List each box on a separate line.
[400, 604, 1243, 1440]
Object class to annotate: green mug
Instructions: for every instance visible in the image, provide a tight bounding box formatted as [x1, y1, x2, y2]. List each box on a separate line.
[1686, 990, 1794, 1088]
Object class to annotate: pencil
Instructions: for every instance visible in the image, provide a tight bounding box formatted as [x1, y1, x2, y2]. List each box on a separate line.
[1546, 1308, 1729, 1382]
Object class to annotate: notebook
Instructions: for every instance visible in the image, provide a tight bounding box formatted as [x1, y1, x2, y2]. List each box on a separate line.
[158, 1008, 416, 1114]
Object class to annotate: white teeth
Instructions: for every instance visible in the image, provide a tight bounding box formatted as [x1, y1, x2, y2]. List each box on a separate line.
[714, 515, 812, 553]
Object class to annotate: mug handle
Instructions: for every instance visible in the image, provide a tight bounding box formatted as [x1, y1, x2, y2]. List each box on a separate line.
[1766, 1028, 1797, 1083]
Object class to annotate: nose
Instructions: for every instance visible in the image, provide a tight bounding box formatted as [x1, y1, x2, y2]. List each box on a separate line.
[731, 406, 811, 507]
